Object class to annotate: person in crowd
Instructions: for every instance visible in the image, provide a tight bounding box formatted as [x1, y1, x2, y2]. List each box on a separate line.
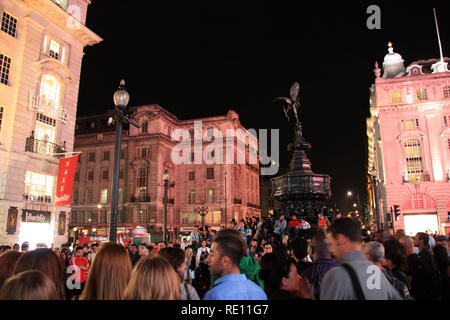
[302, 232, 339, 300]
[259, 242, 273, 264]
[82, 244, 91, 264]
[123, 256, 181, 300]
[403, 232, 442, 300]
[129, 244, 140, 267]
[287, 214, 301, 239]
[255, 217, 264, 240]
[433, 235, 449, 300]
[395, 229, 405, 241]
[196, 240, 211, 290]
[273, 215, 287, 243]
[317, 213, 330, 231]
[247, 239, 260, 258]
[139, 243, 154, 258]
[0, 251, 23, 289]
[291, 236, 312, 275]
[184, 247, 196, 285]
[259, 252, 313, 300]
[189, 225, 201, 243]
[14, 248, 65, 300]
[12, 243, 20, 252]
[204, 235, 267, 300]
[0, 270, 60, 300]
[158, 247, 200, 300]
[331, 213, 342, 223]
[21, 242, 29, 253]
[300, 219, 311, 230]
[236, 221, 251, 244]
[89, 243, 99, 262]
[383, 240, 409, 289]
[67, 246, 89, 300]
[320, 218, 402, 300]
[158, 241, 167, 250]
[210, 229, 264, 290]
[363, 241, 411, 300]
[80, 243, 132, 300]
[180, 238, 189, 251]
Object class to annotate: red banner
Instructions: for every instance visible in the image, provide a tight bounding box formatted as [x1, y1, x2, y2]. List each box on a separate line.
[55, 154, 79, 207]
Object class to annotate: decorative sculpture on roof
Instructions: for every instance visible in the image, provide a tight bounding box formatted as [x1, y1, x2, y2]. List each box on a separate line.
[273, 82, 301, 127]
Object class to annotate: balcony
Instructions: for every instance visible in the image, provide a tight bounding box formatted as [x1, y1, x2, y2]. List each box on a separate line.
[247, 203, 261, 209]
[233, 198, 242, 205]
[28, 94, 69, 124]
[131, 195, 150, 202]
[25, 135, 66, 158]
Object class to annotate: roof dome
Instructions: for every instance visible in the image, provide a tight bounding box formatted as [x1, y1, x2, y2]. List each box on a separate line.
[382, 42, 406, 78]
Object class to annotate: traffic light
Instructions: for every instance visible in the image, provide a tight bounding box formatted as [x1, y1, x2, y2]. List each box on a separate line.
[393, 205, 401, 221]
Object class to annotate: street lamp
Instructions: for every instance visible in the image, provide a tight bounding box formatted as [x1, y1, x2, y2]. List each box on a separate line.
[109, 79, 140, 243]
[195, 202, 209, 228]
[163, 169, 175, 243]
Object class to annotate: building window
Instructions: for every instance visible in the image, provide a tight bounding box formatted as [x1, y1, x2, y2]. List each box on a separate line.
[100, 188, 108, 204]
[138, 147, 151, 158]
[443, 86, 450, 98]
[102, 151, 110, 161]
[417, 88, 428, 101]
[188, 190, 195, 204]
[120, 150, 125, 159]
[405, 138, 424, 182]
[102, 169, 109, 181]
[138, 210, 149, 223]
[86, 210, 93, 223]
[74, 171, 79, 182]
[88, 152, 95, 162]
[100, 210, 107, 224]
[188, 171, 195, 181]
[137, 168, 149, 201]
[0, 53, 11, 85]
[120, 170, 124, 179]
[444, 116, 448, 127]
[401, 119, 419, 131]
[207, 127, 215, 138]
[49, 39, 60, 60]
[119, 188, 124, 203]
[88, 170, 94, 181]
[72, 189, 78, 204]
[207, 168, 214, 179]
[24, 171, 53, 202]
[42, 35, 68, 64]
[208, 189, 214, 203]
[1, 12, 17, 38]
[39, 74, 61, 118]
[86, 189, 93, 204]
[0, 106, 4, 134]
[141, 121, 148, 133]
[391, 90, 402, 104]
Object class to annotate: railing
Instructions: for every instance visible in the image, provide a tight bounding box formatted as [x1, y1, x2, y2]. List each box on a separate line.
[75, 131, 129, 146]
[247, 203, 260, 209]
[28, 94, 68, 124]
[25, 136, 66, 158]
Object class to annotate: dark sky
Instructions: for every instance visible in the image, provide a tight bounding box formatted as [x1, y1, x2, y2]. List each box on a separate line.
[77, 0, 450, 213]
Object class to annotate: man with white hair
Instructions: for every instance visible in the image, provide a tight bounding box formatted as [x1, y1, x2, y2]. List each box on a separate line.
[363, 241, 411, 300]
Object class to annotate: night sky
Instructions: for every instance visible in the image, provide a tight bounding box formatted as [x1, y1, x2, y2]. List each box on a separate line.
[76, 0, 450, 213]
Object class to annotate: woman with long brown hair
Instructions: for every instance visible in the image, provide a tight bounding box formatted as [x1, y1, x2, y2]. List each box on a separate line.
[14, 248, 64, 299]
[0, 250, 23, 289]
[123, 256, 181, 300]
[0, 270, 60, 300]
[80, 242, 132, 300]
[158, 247, 200, 300]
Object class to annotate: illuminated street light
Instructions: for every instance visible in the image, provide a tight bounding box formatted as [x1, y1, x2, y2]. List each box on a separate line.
[353, 203, 357, 207]
[347, 191, 353, 197]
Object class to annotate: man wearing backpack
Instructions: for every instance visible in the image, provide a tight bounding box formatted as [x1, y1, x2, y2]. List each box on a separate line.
[320, 218, 402, 300]
[363, 241, 411, 300]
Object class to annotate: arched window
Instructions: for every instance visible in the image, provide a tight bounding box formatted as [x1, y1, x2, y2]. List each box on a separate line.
[402, 193, 436, 210]
[404, 138, 424, 181]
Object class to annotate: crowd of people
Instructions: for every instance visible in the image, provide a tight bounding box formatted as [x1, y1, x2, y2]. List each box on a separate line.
[0, 213, 448, 300]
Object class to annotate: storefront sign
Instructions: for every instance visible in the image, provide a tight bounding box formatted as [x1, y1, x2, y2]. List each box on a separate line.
[22, 210, 51, 223]
[55, 155, 79, 207]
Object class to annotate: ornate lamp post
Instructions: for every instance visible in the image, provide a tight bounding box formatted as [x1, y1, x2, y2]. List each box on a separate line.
[109, 80, 140, 242]
[163, 169, 175, 242]
[195, 202, 209, 229]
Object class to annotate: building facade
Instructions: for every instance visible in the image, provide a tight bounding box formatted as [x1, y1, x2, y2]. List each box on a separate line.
[71, 105, 261, 242]
[0, 0, 101, 248]
[367, 43, 450, 236]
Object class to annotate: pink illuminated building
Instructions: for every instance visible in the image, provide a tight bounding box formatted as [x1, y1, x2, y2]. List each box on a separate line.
[367, 42, 450, 236]
[71, 105, 261, 241]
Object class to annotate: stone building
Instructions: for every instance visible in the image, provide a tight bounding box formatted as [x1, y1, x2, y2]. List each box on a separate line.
[71, 105, 261, 241]
[0, 0, 101, 248]
[367, 42, 450, 236]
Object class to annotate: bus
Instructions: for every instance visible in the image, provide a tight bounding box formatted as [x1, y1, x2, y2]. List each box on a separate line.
[77, 225, 151, 246]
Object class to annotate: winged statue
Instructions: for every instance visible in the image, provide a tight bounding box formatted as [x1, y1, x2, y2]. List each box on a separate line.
[272, 82, 300, 125]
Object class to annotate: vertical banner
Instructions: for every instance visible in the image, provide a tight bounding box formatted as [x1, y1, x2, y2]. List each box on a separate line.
[58, 212, 66, 235]
[55, 154, 79, 207]
[6, 207, 18, 234]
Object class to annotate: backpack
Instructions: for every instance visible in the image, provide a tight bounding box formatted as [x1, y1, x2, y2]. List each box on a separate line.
[382, 269, 412, 300]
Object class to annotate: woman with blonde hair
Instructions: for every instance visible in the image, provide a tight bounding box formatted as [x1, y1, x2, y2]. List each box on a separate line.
[0, 270, 60, 300]
[80, 242, 132, 300]
[123, 256, 181, 300]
